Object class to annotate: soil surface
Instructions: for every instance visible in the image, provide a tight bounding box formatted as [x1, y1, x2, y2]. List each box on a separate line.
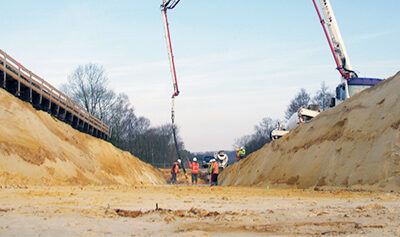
[221, 72, 400, 191]
[1, 185, 399, 236]
[1, 62, 399, 235]
[0, 88, 165, 186]
[160, 168, 210, 185]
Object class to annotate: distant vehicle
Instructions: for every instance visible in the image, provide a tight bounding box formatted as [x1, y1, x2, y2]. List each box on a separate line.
[201, 156, 214, 168]
[214, 150, 229, 171]
[270, 105, 320, 140]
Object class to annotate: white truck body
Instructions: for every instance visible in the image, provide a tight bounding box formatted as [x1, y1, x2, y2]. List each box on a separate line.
[215, 151, 228, 169]
[271, 106, 320, 140]
[270, 129, 289, 140]
[286, 108, 320, 131]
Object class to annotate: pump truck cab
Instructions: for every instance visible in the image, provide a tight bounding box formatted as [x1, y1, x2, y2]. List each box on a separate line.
[332, 77, 382, 107]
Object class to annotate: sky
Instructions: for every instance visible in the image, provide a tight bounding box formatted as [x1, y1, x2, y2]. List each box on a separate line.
[1, 0, 399, 152]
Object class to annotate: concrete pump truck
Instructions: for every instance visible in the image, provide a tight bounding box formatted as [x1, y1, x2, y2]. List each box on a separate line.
[271, 0, 383, 140]
[312, 0, 383, 105]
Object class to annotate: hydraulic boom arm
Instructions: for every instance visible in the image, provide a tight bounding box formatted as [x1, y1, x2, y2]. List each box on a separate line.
[161, 0, 180, 98]
[312, 0, 357, 81]
[312, 0, 382, 102]
[161, 0, 187, 173]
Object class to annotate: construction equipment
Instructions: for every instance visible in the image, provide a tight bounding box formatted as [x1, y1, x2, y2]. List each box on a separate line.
[161, 0, 191, 182]
[272, 1, 382, 140]
[270, 105, 320, 140]
[214, 150, 229, 171]
[161, 0, 187, 174]
[312, 0, 382, 106]
[201, 156, 214, 168]
[161, 0, 181, 101]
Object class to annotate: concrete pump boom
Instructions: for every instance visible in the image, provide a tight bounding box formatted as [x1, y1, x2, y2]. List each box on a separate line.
[161, 0, 187, 173]
[312, 0, 382, 104]
[312, 0, 354, 99]
[161, 0, 180, 99]
[316, 0, 357, 79]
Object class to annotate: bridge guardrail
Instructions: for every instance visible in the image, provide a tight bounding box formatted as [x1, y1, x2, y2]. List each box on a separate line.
[0, 49, 110, 138]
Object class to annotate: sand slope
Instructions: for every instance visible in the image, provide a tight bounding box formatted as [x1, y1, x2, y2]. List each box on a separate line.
[220, 72, 400, 191]
[0, 88, 166, 185]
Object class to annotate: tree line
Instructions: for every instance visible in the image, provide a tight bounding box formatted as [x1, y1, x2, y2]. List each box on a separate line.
[234, 82, 334, 155]
[61, 63, 188, 168]
[62, 63, 334, 166]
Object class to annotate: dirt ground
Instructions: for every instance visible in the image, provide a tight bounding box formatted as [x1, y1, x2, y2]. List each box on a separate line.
[0, 87, 165, 186]
[221, 72, 400, 191]
[1, 59, 399, 235]
[1, 185, 399, 236]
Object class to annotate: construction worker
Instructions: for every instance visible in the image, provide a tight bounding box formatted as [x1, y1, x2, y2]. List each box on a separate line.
[170, 159, 181, 184]
[238, 147, 246, 160]
[188, 157, 199, 184]
[236, 148, 240, 161]
[210, 159, 219, 186]
[208, 159, 214, 185]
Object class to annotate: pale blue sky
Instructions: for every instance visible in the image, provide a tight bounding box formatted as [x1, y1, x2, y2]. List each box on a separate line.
[2, 1, 399, 152]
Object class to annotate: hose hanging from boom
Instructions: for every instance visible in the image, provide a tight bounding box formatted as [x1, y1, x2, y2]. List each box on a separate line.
[161, 0, 186, 174]
[171, 97, 185, 173]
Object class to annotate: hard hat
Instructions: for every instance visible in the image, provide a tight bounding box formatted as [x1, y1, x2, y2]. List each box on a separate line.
[240, 146, 244, 150]
[193, 157, 197, 162]
[210, 159, 215, 162]
[177, 159, 181, 163]
[236, 148, 239, 151]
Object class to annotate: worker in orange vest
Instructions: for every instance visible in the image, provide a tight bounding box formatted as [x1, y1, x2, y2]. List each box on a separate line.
[188, 157, 199, 184]
[236, 148, 240, 161]
[170, 159, 181, 184]
[210, 159, 219, 186]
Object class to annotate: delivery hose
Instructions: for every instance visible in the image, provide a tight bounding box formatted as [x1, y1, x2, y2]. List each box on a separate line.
[171, 97, 186, 174]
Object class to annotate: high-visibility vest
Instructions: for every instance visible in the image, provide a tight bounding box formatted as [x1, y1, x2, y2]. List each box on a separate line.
[171, 163, 179, 174]
[189, 162, 199, 174]
[239, 149, 246, 157]
[212, 162, 219, 174]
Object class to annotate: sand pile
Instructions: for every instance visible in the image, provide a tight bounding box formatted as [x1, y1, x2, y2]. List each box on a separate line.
[0, 88, 166, 186]
[220, 72, 400, 191]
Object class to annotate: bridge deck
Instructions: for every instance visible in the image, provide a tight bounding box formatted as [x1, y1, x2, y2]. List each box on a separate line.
[0, 49, 110, 140]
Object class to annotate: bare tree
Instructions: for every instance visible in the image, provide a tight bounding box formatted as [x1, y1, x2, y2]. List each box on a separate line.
[233, 134, 252, 150]
[254, 117, 280, 138]
[97, 89, 116, 121]
[312, 81, 334, 111]
[285, 88, 310, 120]
[61, 63, 109, 116]
[106, 93, 136, 145]
[62, 63, 187, 167]
[234, 117, 280, 155]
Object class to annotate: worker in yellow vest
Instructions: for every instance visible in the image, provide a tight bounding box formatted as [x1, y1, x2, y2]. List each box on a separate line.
[238, 147, 246, 160]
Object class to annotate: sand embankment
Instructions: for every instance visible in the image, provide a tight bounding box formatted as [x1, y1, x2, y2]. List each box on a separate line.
[220, 72, 400, 191]
[0, 88, 166, 186]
